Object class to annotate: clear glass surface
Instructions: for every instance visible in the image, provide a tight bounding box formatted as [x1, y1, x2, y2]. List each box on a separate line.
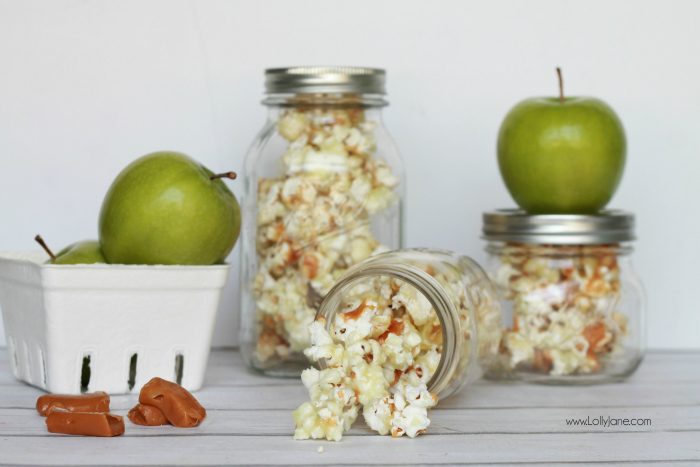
[240, 94, 404, 376]
[484, 242, 646, 384]
[317, 248, 503, 399]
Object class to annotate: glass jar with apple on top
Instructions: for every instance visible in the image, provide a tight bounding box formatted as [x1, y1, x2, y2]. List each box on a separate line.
[486, 69, 644, 383]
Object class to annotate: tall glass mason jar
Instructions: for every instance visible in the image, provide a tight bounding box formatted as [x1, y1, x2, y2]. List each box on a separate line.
[240, 67, 404, 376]
[316, 249, 503, 399]
[482, 209, 646, 384]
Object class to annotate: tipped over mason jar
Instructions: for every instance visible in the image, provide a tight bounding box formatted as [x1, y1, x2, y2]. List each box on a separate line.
[482, 209, 646, 384]
[292, 249, 503, 441]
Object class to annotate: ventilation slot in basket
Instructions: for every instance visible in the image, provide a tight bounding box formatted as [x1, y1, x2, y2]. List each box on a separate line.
[175, 354, 184, 385]
[39, 349, 47, 387]
[80, 355, 91, 393]
[21, 340, 31, 379]
[7, 337, 18, 375]
[128, 354, 138, 391]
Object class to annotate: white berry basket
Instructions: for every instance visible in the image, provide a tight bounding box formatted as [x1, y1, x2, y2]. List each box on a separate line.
[0, 252, 229, 395]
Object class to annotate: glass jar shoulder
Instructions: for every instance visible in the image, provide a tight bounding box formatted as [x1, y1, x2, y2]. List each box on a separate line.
[245, 107, 403, 179]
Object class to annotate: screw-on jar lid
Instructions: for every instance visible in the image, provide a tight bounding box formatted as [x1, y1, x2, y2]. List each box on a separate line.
[265, 66, 386, 95]
[482, 209, 635, 245]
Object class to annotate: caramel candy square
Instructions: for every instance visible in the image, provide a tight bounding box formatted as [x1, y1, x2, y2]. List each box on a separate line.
[128, 403, 169, 426]
[46, 410, 125, 437]
[36, 392, 110, 417]
[138, 377, 206, 428]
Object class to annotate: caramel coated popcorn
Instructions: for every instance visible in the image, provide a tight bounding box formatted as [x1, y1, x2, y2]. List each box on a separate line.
[293, 266, 501, 441]
[293, 277, 439, 441]
[494, 245, 628, 376]
[254, 108, 399, 364]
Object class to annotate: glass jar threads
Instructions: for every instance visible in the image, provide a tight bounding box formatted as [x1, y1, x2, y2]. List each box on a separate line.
[482, 209, 646, 383]
[240, 67, 404, 376]
[315, 249, 503, 401]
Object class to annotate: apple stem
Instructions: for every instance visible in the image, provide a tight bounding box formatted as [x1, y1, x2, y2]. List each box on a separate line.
[210, 171, 237, 181]
[556, 67, 564, 103]
[34, 234, 56, 261]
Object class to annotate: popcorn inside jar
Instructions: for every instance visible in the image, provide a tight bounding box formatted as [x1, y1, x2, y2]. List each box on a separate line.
[482, 210, 646, 383]
[250, 106, 401, 371]
[292, 249, 503, 441]
[493, 245, 628, 376]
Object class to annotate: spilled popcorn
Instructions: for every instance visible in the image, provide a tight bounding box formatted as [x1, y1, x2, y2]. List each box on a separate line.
[293, 276, 440, 441]
[254, 108, 399, 365]
[494, 245, 628, 376]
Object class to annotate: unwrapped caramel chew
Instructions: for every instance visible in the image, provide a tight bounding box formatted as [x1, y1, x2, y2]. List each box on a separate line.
[46, 410, 125, 437]
[128, 403, 168, 426]
[139, 377, 206, 428]
[36, 392, 110, 417]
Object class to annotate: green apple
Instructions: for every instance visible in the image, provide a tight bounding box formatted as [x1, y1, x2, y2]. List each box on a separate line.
[497, 69, 626, 214]
[98, 151, 241, 265]
[34, 235, 106, 264]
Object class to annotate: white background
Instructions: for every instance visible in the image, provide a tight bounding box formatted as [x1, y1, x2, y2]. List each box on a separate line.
[1, 0, 698, 349]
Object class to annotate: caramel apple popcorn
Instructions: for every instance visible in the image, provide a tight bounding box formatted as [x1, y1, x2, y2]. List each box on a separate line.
[293, 262, 502, 441]
[494, 245, 628, 376]
[253, 108, 399, 365]
[293, 277, 439, 441]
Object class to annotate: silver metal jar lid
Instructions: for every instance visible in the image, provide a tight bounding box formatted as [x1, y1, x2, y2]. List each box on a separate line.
[482, 209, 635, 245]
[264, 66, 386, 95]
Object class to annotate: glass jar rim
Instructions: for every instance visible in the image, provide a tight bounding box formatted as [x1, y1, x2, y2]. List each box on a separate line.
[314, 250, 478, 398]
[262, 93, 388, 108]
[485, 242, 634, 257]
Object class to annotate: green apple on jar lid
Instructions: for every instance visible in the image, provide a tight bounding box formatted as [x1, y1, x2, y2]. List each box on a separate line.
[497, 68, 626, 214]
[98, 151, 241, 265]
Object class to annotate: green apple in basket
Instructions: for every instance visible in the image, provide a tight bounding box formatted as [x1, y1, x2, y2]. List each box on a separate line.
[34, 235, 106, 264]
[98, 151, 241, 265]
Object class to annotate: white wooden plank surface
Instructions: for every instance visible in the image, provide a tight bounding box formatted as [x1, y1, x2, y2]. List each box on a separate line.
[0, 349, 698, 465]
